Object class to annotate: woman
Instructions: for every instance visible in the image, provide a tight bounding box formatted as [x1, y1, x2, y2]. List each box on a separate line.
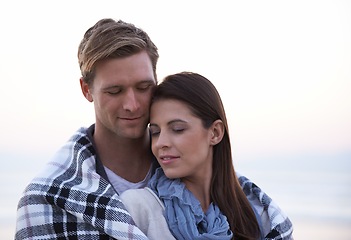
[120, 72, 293, 240]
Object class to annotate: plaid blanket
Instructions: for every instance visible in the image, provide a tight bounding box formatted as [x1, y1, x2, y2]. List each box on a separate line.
[15, 127, 148, 240]
[238, 174, 294, 240]
[15, 126, 293, 240]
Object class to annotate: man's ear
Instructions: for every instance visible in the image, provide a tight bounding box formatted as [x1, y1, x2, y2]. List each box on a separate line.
[210, 119, 225, 146]
[80, 78, 93, 102]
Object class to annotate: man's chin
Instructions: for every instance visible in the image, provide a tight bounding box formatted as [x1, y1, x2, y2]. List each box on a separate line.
[122, 129, 147, 140]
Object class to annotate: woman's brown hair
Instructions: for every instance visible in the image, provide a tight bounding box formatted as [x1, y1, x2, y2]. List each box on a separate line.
[152, 72, 260, 240]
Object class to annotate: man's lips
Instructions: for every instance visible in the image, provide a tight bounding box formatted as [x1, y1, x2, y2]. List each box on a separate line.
[119, 116, 142, 121]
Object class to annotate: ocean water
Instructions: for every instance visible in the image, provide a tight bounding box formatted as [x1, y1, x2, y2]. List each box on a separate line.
[236, 152, 351, 239]
[1, 151, 350, 240]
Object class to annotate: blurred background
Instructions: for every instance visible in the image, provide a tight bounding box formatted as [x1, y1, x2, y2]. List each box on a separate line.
[0, 1, 350, 239]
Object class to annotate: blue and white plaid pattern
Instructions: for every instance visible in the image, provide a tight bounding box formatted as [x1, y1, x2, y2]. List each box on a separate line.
[15, 127, 148, 240]
[238, 175, 294, 240]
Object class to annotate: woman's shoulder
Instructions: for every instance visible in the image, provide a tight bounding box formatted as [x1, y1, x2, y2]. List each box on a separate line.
[119, 188, 175, 239]
[120, 187, 164, 209]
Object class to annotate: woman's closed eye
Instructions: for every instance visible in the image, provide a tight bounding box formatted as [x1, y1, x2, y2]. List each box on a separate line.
[172, 127, 185, 133]
[149, 126, 160, 136]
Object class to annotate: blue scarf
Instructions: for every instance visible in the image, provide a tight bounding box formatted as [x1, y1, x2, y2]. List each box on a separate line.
[148, 168, 233, 240]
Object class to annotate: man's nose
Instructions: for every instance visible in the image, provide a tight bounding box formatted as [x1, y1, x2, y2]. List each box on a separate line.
[123, 89, 139, 112]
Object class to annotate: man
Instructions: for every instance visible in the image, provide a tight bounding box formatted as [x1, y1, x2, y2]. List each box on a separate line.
[15, 18, 159, 239]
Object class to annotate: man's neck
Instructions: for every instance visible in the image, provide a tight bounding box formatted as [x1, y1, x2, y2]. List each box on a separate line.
[93, 127, 153, 183]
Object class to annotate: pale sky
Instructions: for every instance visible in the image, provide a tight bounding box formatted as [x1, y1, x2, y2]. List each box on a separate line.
[0, 0, 350, 161]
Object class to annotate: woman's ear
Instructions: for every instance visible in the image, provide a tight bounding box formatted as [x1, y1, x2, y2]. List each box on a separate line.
[210, 119, 225, 146]
[80, 78, 93, 102]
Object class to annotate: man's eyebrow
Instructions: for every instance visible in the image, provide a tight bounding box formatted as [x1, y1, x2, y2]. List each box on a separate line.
[137, 79, 156, 85]
[102, 85, 121, 91]
[102, 81, 149, 90]
[103, 80, 155, 90]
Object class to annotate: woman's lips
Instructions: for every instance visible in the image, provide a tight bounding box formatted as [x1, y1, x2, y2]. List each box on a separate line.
[159, 155, 178, 165]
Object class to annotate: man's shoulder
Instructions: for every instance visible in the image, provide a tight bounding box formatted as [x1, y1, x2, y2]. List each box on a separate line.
[56, 125, 95, 155]
[67, 125, 93, 143]
[33, 124, 97, 182]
